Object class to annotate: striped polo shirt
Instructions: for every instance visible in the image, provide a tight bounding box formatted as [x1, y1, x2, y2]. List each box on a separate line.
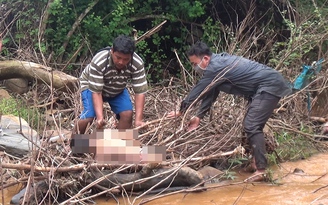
[79, 49, 148, 97]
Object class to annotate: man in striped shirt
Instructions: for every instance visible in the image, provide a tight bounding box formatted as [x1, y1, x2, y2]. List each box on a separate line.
[77, 35, 148, 133]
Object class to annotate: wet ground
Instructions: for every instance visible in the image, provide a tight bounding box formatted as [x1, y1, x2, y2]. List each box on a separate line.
[2, 152, 328, 205]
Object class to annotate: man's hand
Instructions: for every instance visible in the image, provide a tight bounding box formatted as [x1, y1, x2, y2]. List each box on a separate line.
[96, 118, 106, 129]
[187, 116, 200, 131]
[167, 111, 182, 118]
[135, 120, 146, 128]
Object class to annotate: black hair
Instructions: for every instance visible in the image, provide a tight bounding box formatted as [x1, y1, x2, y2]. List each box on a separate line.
[112, 35, 135, 55]
[186, 41, 212, 57]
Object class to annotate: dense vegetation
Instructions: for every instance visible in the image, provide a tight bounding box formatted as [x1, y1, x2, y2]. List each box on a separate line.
[0, 0, 327, 82]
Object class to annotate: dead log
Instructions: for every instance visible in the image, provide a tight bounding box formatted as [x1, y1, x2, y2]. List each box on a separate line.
[10, 167, 204, 204]
[0, 60, 78, 93]
[89, 166, 204, 192]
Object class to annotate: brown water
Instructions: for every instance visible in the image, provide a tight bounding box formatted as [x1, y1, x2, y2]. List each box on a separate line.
[2, 153, 328, 205]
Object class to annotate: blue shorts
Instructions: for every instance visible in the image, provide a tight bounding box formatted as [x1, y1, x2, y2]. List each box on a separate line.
[80, 89, 133, 119]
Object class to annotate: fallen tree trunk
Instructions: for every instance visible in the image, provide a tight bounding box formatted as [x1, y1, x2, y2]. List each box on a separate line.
[10, 166, 204, 204]
[89, 166, 204, 192]
[0, 60, 78, 93]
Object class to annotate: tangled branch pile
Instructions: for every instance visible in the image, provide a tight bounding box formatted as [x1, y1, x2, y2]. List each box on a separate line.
[1, 72, 328, 204]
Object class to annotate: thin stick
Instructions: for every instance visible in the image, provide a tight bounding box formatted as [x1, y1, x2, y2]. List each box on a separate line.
[173, 49, 187, 88]
[0, 158, 4, 205]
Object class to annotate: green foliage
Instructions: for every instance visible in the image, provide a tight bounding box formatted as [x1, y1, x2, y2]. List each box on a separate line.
[3, 0, 43, 50]
[222, 170, 236, 180]
[46, 1, 83, 59]
[270, 131, 318, 162]
[0, 98, 40, 129]
[177, 0, 206, 19]
[0, 37, 10, 56]
[224, 155, 249, 179]
[148, 32, 170, 81]
[133, 0, 208, 82]
[37, 0, 135, 61]
[269, 18, 315, 67]
[202, 17, 224, 52]
[267, 152, 279, 166]
[1, 0, 208, 79]
[98, 0, 135, 42]
[264, 168, 274, 183]
[1, 0, 327, 85]
[268, 1, 328, 70]
[228, 156, 248, 168]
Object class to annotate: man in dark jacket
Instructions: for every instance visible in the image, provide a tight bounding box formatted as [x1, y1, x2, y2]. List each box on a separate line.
[168, 41, 292, 182]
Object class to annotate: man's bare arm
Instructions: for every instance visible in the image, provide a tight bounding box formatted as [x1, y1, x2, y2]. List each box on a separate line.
[134, 93, 146, 127]
[92, 92, 105, 128]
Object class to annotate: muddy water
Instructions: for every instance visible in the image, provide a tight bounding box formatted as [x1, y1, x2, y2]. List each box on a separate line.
[2, 153, 328, 205]
[0, 184, 22, 205]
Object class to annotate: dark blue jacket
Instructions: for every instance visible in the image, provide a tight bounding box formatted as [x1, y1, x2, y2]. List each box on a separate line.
[180, 53, 292, 118]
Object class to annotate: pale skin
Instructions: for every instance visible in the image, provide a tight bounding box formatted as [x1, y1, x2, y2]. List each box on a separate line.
[76, 50, 146, 133]
[167, 53, 266, 181]
[323, 122, 328, 134]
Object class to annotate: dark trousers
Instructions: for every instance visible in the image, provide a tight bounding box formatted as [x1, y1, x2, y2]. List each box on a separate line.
[243, 92, 280, 170]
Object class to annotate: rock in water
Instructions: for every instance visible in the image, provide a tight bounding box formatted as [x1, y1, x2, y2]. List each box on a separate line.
[0, 115, 39, 157]
[198, 165, 224, 183]
[293, 168, 305, 174]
